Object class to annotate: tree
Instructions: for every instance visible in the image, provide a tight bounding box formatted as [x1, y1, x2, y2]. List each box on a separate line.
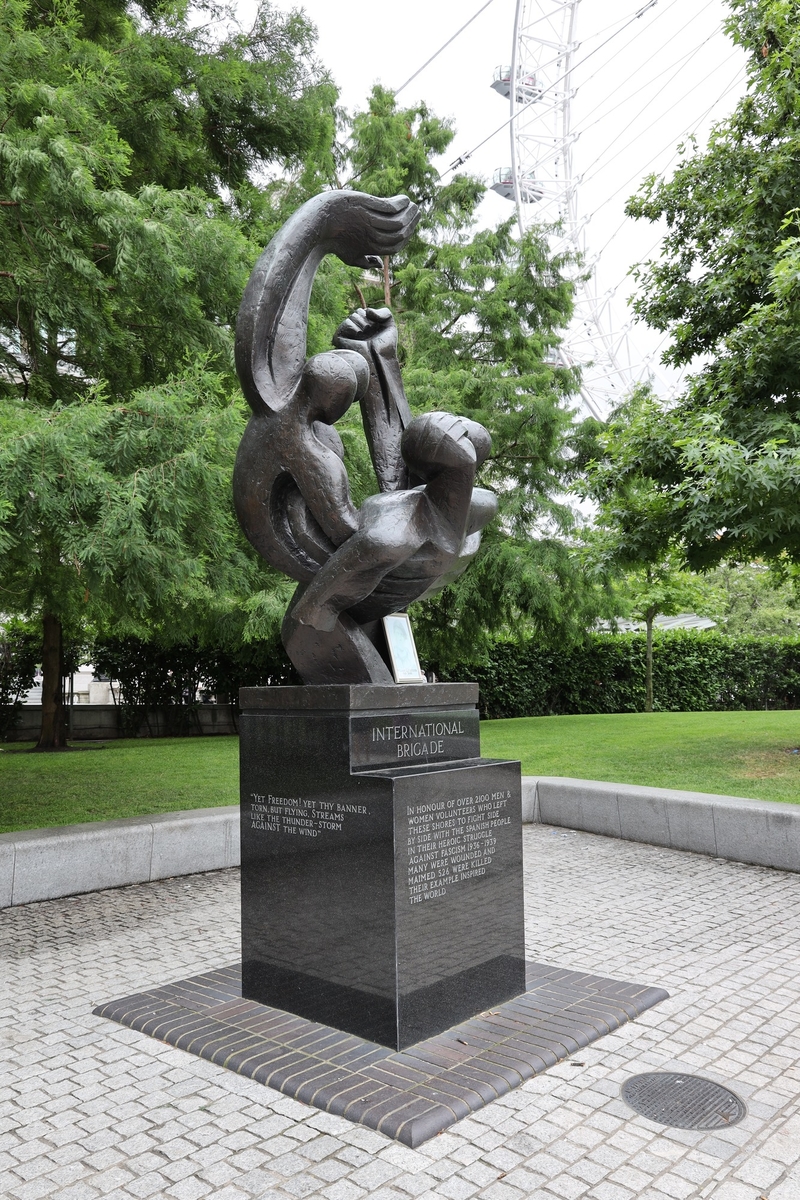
[0, 0, 335, 746]
[1, 0, 337, 400]
[596, 0, 800, 570]
[0, 364, 296, 747]
[327, 88, 594, 664]
[612, 552, 716, 711]
[694, 560, 800, 635]
[1, 18, 589, 750]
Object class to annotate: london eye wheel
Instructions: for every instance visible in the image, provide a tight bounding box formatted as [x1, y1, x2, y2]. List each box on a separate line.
[491, 0, 646, 420]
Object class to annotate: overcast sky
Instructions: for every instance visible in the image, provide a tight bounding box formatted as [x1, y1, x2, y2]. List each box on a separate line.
[238, 0, 748, 400]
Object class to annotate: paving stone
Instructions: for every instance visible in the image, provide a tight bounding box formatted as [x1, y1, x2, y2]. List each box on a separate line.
[309, 1160, 351, 1183]
[203, 1186, 251, 1200]
[8, 1179, 55, 1200]
[392, 1171, 439, 1196]
[705, 1183, 763, 1200]
[650, 1174, 696, 1198]
[588, 1184, 635, 1200]
[769, 1172, 800, 1200]
[433, 1175, 479, 1199]
[476, 1183, 524, 1200]
[419, 1157, 461, 1181]
[762, 1115, 800, 1165]
[319, 1181, 367, 1200]
[539, 1173, 591, 1198]
[166, 1179, 214, 1199]
[455, 1160, 501, 1186]
[4, 830, 800, 1199]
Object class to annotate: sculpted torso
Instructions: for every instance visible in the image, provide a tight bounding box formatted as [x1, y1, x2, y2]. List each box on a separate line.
[233, 190, 497, 684]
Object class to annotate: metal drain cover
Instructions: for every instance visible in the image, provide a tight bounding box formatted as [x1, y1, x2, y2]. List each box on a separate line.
[621, 1073, 746, 1130]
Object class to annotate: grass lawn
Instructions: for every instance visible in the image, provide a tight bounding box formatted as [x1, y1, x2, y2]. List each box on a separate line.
[481, 710, 800, 805]
[0, 736, 240, 834]
[2, 710, 799, 833]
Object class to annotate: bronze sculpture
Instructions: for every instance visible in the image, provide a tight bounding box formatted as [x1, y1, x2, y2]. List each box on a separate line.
[233, 190, 497, 684]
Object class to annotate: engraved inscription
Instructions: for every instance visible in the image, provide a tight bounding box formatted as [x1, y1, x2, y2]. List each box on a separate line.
[249, 794, 367, 837]
[350, 708, 480, 769]
[372, 718, 464, 760]
[406, 790, 513, 904]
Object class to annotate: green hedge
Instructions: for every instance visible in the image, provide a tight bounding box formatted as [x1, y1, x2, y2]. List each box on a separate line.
[6, 629, 800, 736]
[0, 627, 39, 739]
[92, 636, 299, 734]
[438, 631, 800, 719]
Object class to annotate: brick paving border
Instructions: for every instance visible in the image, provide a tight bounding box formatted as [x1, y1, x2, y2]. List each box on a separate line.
[93, 962, 667, 1147]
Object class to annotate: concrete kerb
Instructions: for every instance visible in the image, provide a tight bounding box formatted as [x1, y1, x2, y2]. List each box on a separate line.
[524, 776, 800, 872]
[0, 806, 239, 908]
[2, 777, 799, 908]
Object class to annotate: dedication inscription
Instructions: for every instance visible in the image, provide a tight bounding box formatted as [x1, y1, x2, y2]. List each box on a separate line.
[239, 684, 525, 1049]
[406, 790, 513, 904]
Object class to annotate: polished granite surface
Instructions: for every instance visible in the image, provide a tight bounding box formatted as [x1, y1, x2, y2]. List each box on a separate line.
[239, 687, 525, 1049]
[238, 682, 479, 711]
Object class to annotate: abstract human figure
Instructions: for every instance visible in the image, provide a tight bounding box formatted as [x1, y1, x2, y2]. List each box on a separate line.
[333, 306, 414, 493]
[233, 191, 497, 684]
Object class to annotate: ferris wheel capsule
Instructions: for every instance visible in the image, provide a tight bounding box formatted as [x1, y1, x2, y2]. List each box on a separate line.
[491, 65, 540, 103]
[491, 167, 543, 203]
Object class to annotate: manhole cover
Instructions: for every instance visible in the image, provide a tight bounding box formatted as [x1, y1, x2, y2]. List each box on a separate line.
[621, 1073, 746, 1130]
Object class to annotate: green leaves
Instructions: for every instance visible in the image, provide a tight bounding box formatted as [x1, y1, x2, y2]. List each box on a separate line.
[0, 362, 272, 640]
[0, 0, 342, 404]
[603, 1, 800, 571]
[328, 87, 593, 660]
[392, 218, 580, 539]
[346, 85, 455, 207]
[0, 10, 592, 671]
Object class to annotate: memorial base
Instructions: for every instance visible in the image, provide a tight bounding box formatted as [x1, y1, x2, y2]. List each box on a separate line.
[94, 961, 669, 1147]
[238, 683, 526, 1050]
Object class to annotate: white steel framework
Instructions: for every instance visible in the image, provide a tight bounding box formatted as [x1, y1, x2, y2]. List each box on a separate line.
[495, 0, 649, 419]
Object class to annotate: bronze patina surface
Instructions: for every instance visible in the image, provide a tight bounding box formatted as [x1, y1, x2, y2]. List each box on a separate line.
[233, 191, 497, 683]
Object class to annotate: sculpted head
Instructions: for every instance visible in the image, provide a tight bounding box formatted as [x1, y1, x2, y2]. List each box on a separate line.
[301, 351, 369, 426]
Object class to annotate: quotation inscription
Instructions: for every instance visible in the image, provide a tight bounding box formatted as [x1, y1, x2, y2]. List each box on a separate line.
[249, 794, 367, 838]
[406, 791, 513, 904]
[372, 718, 465, 760]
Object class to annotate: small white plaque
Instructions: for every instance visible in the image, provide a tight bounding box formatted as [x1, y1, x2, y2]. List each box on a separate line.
[382, 614, 426, 684]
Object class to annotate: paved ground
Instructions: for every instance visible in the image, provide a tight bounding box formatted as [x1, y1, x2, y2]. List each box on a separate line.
[3, 825, 800, 1200]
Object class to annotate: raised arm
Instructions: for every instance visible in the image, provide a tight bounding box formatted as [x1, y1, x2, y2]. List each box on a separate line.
[235, 193, 420, 416]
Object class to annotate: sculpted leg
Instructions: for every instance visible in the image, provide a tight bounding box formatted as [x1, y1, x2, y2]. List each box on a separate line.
[281, 588, 394, 685]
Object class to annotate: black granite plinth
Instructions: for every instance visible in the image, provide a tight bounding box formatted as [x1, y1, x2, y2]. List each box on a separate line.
[93, 961, 669, 1147]
[239, 684, 526, 1050]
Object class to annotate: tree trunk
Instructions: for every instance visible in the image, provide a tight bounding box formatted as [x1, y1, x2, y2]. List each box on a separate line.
[645, 611, 655, 713]
[36, 612, 67, 750]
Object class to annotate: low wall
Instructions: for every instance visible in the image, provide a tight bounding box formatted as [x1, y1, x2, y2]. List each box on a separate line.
[2, 778, 798, 908]
[6, 704, 239, 741]
[521, 776, 800, 873]
[0, 807, 239, 908]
